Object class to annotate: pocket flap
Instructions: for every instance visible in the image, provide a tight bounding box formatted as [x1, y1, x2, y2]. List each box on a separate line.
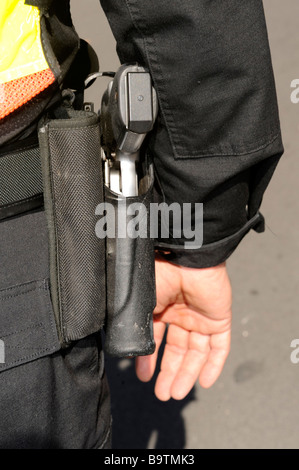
[0, 280, 60, 372]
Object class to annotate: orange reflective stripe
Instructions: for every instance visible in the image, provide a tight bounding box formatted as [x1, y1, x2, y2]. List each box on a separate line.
[0, 68, 55, 120]
[0, 0, 56, 120]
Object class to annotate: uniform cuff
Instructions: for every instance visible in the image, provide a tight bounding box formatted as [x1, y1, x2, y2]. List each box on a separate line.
[155, 212, 264, 268]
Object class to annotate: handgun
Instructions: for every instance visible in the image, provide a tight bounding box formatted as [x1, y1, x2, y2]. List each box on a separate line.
[100, 63, 158, 195]
[100, 64, 158, 357]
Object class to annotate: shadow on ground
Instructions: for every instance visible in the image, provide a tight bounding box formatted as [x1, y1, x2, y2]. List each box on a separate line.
[105, 346, 196, 450]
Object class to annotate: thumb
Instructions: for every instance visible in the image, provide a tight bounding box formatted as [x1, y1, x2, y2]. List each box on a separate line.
[135, 321, 166, 382]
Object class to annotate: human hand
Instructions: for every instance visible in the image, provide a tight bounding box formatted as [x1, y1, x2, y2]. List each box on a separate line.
[135, 256, 232, 401]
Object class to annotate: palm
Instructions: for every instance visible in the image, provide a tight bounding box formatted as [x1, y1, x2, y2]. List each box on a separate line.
[135, 257, 232, 401]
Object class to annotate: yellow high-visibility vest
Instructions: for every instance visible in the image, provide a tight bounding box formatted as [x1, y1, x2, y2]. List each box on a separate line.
[0, 0, 55, 120]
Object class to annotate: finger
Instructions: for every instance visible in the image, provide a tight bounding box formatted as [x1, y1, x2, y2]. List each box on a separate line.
[135, 321, 166, 382]
[154, 324, 189, 401]
[198, 329, 231, 388]
[170, 331, 210, 400]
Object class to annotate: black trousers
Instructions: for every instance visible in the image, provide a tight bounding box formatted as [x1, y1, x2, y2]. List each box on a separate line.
[0, 211, 111, 449]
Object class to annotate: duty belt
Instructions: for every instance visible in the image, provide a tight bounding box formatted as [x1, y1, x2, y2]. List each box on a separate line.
[0, 140, 43, 221]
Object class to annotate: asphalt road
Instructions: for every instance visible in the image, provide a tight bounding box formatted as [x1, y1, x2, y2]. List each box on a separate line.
[71, 0, 299, 449]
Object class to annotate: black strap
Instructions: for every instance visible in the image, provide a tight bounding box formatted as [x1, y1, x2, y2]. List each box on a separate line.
[25, 0, 54, 10]
[0, 142, 44, 221]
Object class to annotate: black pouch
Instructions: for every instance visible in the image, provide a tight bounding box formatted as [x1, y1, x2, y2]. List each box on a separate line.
[100, 166, 156, 357]
[38, 106, 105, 347]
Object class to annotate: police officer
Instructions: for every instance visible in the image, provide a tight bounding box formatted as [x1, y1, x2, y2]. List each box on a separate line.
[0, 0, 283, 449]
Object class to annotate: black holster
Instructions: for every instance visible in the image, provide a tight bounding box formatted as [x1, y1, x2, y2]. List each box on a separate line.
[103, 167, 156, 357]
[38, 106, 106, 347]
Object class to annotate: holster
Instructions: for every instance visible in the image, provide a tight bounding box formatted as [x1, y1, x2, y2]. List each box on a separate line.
[38, 105, 106, 347]
[103, 166, 156, 357]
